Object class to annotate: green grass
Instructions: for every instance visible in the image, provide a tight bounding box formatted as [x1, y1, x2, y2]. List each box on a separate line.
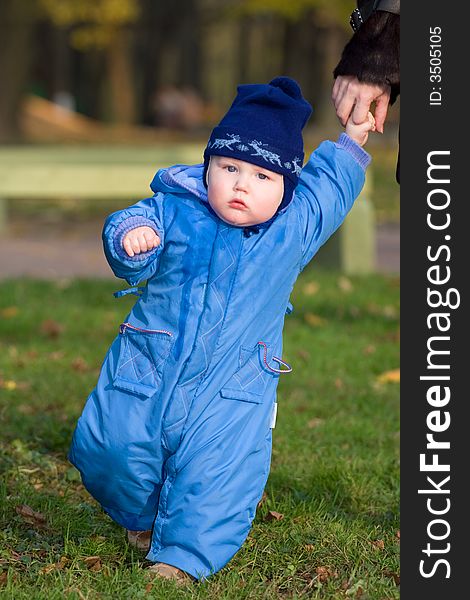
[0, 270, 399, 599]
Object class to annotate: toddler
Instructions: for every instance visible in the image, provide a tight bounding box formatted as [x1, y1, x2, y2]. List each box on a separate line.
[69, 77, 374, 582]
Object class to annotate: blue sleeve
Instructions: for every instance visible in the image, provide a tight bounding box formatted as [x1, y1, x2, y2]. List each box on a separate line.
[102, 193, 165, 285]
[294, 134, 371, 271]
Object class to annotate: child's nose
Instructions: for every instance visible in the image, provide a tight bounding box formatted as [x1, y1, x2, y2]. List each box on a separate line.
[234, 174, 249, 192]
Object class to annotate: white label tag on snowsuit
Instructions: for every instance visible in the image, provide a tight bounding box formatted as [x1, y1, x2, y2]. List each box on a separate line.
[270, 402, 278, 429]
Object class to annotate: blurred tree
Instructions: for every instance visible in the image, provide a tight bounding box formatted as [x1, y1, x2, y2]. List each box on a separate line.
[39, 0, 140, 124]
[0, 0, 39, 141]
[137, 0, 203, 126]
[0, 0, 357, 141]
[240, 0, 353, 126]
[0, 0, 141, 140]
[236, 0, 351, 24]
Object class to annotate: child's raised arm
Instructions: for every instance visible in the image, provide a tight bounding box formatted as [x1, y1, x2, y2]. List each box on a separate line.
[293, 134, 371, 272]
[102, 194, 165, 285]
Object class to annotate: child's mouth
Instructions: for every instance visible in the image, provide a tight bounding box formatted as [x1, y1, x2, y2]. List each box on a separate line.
[229, 199, 247, 209]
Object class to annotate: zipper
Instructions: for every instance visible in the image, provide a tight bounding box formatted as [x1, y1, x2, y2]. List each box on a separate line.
[257, 340, 292, 373]
[119, 322, 173, 337]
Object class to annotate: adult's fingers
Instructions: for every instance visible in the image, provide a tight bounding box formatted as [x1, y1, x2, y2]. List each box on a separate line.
[333, 76, 359, 125]
[351, 96, 373, 125]
[336, 98, 356, 126]
[373, 94, 391, 133]
[333, 84, 352, 125]
[332, 77, 344, 104]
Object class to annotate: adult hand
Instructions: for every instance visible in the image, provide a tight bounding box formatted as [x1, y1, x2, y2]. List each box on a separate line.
[122, 226, 160, 257]
[332, 75, 391, 134]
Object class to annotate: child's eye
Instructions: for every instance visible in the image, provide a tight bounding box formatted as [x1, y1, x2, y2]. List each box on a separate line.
[257, 173, 269, 180]
[224, 165, 237, 173]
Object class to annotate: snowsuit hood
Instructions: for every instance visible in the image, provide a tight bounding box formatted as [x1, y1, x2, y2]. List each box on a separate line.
[150, 163, 208, 202]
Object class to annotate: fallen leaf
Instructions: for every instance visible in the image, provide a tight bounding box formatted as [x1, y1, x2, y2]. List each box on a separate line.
[265, 510, 284, 522]
[145, 582, 153, 593]
[0, 572, 7, 586]
[307, 418, 324, 429]
[376, 369, 400, 384]
[384, 570, 400, 585]
[315, 566, 337, 582]
[396, 530, 400, 540]
[1, 380, 17, 391]
[334, 378, 343, 389]
[383, 305, 398, 318]
[257, 491, 268, 509]
[48, 351, 65, 360]
[15, 504, 47, 527]
[83, 556, 101, 571]
[338, 276, 353, 292]
[40, 319, 64, 339]
[303, 281, 319, 296]
[304, 544, 315, 552]
[39, 563, 58, 575]
[1, 306, 19, 318]
[71, 357, 89, 372]
[296, 349, 310, 361]
[304, 313, 326, 327]
[363, 345, 376, 355]
[371, 539, 385, 550]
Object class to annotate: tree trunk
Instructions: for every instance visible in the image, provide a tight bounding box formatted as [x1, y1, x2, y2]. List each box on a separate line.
[106, 28, 137, 124]
[0, 0, 37, 141]
[313, 23, 347, 130]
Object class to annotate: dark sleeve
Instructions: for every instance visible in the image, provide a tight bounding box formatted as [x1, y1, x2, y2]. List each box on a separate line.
[334, 10, 400, 102]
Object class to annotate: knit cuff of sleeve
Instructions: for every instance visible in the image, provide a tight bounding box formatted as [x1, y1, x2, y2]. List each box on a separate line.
[336, 133, 371, 171]
[113, 216, 162, 262]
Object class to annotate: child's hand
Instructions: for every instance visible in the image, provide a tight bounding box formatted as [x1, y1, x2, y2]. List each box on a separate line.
[345, 111, 376, 147]
[122, 226, 160, 257]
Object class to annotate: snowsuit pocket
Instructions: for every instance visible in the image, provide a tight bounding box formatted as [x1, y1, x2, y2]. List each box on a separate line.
[220, 341, 291, 404]
[113, 322, 173, 398]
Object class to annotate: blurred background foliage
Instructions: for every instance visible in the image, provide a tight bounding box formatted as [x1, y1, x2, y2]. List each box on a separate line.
[1, 0, 398, 138]
[0, 0, 399, 224]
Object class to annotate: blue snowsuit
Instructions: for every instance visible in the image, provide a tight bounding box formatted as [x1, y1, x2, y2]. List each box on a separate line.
[69, 133, 370, 579]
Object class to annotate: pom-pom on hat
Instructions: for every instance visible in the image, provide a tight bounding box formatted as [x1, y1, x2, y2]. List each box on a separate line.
[203, 76, 313, 213]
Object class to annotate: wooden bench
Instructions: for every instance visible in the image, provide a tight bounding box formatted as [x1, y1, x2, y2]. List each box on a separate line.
[0, 144, 375, 274]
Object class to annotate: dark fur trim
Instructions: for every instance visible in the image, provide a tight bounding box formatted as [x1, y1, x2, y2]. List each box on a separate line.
[334, 11, 400, 102]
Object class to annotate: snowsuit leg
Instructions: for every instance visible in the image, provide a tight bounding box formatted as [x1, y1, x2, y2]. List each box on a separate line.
[69, 342, 170, 532]
[146, 386, 274, 580]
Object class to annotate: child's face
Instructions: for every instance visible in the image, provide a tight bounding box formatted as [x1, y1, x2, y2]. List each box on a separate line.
[207, 156, 284, 227]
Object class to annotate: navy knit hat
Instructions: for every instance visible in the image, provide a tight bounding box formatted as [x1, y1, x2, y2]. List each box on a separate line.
[203, 76, 313, 213]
